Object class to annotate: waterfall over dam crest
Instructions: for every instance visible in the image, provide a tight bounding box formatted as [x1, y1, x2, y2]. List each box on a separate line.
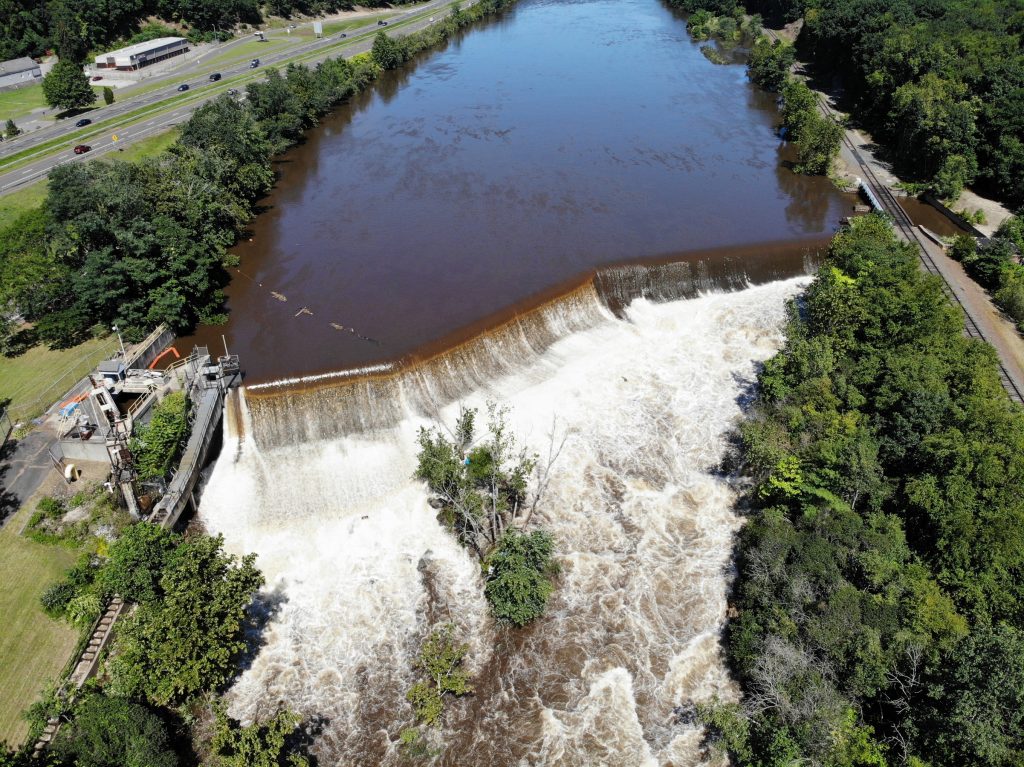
[237, 246, 822, 451]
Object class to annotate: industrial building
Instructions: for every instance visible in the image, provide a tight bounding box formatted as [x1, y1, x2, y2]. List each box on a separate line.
[0, 56, 42, 91]
[93, 37, 189, 71]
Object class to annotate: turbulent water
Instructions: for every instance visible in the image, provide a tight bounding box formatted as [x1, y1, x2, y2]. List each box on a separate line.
[199, 278, 806, 765]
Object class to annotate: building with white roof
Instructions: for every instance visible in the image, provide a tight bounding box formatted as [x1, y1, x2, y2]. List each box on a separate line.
[93, 37, 189, 71]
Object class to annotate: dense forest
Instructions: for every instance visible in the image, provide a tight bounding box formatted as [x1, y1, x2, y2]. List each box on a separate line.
[0, 0, 514, 354]
[700, 214, 1024, 766]
[0, 0, 418, 62]
[671, 0, 1024, 207]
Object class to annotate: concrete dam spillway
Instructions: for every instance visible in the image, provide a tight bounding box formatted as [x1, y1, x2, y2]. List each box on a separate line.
[198, 276, 808, 765]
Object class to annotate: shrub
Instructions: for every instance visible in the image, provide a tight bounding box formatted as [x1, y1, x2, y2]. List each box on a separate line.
[51, 694, 179, 767]
[484, 529, 558, 626]
[406, 624, 472, 726]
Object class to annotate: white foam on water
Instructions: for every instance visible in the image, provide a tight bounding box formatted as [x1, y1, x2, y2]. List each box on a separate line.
[198, 277, 806, 765]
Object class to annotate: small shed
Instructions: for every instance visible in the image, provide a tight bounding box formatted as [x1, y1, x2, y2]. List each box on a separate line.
[98, 359, 126, 383]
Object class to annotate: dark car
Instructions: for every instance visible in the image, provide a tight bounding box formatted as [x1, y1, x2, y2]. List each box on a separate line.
[250, 58, 260, 68]
[378, 19, 388, 25]
[75, 118, 91, 128]
[73, 144, 91, 154]
[339, 32, 347, 38]
[226, 88, 239, 96]
[177, 83, 190, 92]
[209, 72, 222, 82]
[90, 75, 102, 81]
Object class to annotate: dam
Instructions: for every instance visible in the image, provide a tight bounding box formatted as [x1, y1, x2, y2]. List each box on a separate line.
[192, 0, 850, 762]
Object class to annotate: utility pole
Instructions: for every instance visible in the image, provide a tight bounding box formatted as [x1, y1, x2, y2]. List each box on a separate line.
[112, 324, 126, 359]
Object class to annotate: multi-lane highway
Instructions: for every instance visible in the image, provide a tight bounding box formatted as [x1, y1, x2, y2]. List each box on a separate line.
[0, 0, 462, 194]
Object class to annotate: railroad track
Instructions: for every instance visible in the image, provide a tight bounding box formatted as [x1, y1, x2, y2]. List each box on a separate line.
[812, 95, 1024, 403]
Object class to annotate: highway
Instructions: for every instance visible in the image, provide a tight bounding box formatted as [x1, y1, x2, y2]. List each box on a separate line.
[0, 0, 461, 195]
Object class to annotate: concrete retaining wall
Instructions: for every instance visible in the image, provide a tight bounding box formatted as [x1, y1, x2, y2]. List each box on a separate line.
[921, 192, 988, 239]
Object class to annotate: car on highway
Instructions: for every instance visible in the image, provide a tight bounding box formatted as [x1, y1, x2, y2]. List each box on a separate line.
[73, 145, 91, 154]
[90, 75, 102, 81]
[378, 19, 388, 25]
[250, 58, 260, 68]
[177, 83, 190, 92]
[209, 72, 222, 82]
[226, 88, 239, 96]
[75, 118, 91, 128]
[339, 32, 347, 38]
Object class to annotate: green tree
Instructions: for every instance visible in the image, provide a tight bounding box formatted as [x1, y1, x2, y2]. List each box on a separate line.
[484, 529, 558, 626]
[371, 30, 403, 70]
[747, 38, 794, 92]
[108, 533, 264, 705]
[51, 694, 178, 767]
[415, 404, 539, 560]
[102, 86, 114, 105]
[4, 118, 19, 138]
[98, 523, 178, 603]
[795, 112, 842, 175]
[41, 59, 95, 111]
[208, 705, 310, 767]
[406, 623, 473, 725]
[919, 626, 1024, 766]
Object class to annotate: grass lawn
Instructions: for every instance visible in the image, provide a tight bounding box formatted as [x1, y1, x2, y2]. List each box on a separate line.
[200, 37, 295, 71]
[0, 336, 119, 423]
[0, 504, 79, 746]
[0, 179, 46, 231]
[0, 85, 48, 123]
[113, 126, 179, 162]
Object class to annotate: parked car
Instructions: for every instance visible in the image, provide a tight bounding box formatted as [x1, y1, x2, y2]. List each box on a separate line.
[73, 144, 91, 154]
[75, 118, 91, 128]
[378, 19, 388, 25]
[250, 58, 260, 68]
[90, 75, 103, 81]
[177, 83, 190, 92]
[209, 72, 222, 82]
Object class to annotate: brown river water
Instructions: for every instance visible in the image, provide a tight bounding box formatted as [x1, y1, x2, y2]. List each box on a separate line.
[181, 0, 855, 382]
[196, 1, 863, 764]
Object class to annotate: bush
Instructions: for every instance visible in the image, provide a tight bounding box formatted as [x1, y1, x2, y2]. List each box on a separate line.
[39, 581, 77, 618]
[51, 694, 179, 767]
[484, 529, 558, 626]
[406, 624, 472, 726]
[130, 392, 189, 482]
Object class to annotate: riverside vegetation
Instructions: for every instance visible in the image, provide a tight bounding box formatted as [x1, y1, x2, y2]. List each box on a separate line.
[949, 214, 1024, 332]
[682, 4, 843, 177]
[0, 0, 517, 356]
[1, 523, 318, 766]
[671, 0, 1024, 207]
[701, 213, 1024, 767]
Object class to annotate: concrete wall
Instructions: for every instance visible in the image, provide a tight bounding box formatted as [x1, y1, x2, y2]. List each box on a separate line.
[921, 192, 989, 240]
[126, 324, 175, 370]
[59, 438, 110, 463]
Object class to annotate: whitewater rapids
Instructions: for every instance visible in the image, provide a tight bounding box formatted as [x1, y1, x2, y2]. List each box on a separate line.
[198, 277, 806, 766]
